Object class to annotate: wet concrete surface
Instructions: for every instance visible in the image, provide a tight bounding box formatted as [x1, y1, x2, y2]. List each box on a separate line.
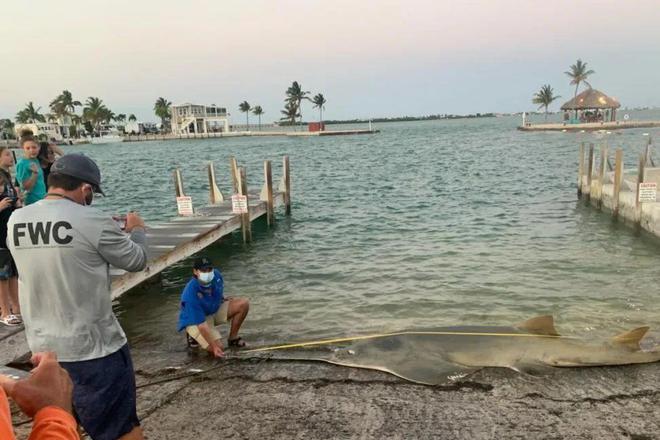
[128, 352, 659, 440]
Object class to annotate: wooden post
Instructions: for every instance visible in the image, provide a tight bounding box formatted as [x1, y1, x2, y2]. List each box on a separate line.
[283, 155, 291, 215]
[230, 157, 240, 194]
[645, 136, 654, 167]
[207, 162, 224, 204]
[238, 166, 252, 243]
[612, 148, 623, 219]
[635, 153, 646, 227]
[586, 143, 594, 201]
[173, 168, 185, 197]
[263, 160, 274, 226]
[597, 145, 607, 208]
[577, 142, 585, 197]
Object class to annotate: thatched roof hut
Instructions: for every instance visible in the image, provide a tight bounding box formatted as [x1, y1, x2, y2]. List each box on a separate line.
[561, 88, 620, 111]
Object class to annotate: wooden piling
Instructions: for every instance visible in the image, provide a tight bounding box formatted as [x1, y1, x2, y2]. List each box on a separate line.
[283, 155, 291, 215]
[597, 145, 608, 208]
[238, 166, 252, 243]
[645, 136, 655, 167]
[230, 157, 240, 194]
[586, 143, 594, 201]
[635, 153, 646, 227]
[207, 162, 224, 204]
[577, 142, 585, 197]
[263, 160, 274, 226]
[612, 148, 623, 219]
[174, 168, 185, 197]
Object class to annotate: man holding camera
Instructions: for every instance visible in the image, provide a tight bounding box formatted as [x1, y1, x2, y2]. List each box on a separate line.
[8, 154, 148, 440]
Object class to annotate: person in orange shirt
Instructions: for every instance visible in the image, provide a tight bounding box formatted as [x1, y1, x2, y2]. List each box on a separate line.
[0, 352, 79, 439]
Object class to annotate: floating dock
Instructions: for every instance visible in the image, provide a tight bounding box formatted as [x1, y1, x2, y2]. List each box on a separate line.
[518, 120, 660, 132]
[123, 129, 379, 142]
[0, 156, 291, 366]
[577, 137, 660, 236]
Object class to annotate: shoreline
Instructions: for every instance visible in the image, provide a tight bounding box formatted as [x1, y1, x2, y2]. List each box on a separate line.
[518, 119, 660, 132]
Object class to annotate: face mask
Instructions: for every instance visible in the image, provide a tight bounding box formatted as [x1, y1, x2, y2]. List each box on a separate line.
[198, 270, 215, 285]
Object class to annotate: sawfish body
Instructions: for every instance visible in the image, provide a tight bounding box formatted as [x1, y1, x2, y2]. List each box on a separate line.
[256, 316, 660, 385]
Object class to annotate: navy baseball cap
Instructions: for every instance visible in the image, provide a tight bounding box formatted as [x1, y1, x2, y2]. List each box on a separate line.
[193, 257, 213, 270]
[51, 153, 104, 195]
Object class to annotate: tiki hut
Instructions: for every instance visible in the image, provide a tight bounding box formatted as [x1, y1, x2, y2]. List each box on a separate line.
[561, 88, 621, 123]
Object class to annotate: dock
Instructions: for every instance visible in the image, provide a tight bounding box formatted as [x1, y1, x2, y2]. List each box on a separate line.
[518, 120, 660, 132]
[122, 128, 379, 142]
[576, 137, 660, 236]
[0, 155, 292, 366]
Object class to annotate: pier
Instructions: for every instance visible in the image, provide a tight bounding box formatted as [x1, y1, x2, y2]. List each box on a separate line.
[576, 137, 660, 235]
[122, 128, 379, 142]
[0, 155, 292, 366]
[518, 120, 660, 132]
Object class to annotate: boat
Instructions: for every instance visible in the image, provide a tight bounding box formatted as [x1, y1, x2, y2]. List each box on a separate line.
[91, 130, 124, 144]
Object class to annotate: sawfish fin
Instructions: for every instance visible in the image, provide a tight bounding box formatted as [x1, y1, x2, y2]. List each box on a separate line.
[516, 315, 560, 336]
[612, 327, 650, 350]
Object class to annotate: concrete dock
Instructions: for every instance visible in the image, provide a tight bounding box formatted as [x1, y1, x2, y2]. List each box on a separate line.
[123, 128, 379, 142]
[0, 156, 291, 367]
[518, 120, 660, 132]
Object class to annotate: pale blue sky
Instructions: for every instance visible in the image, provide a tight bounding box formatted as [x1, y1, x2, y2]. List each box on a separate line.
[1, 0, 658, 122]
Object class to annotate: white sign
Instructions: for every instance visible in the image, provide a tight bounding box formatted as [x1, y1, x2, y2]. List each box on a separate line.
[638, 182, 657, 203]
[176, 196, 194, 216]
[232, 194, 248, 214]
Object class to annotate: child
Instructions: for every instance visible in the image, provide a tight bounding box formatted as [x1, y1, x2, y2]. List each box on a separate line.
[16, 136, 47, 205]
[0, 147, 21, 325]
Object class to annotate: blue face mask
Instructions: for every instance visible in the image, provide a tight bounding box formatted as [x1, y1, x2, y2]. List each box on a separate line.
[198, 270, 215, 285]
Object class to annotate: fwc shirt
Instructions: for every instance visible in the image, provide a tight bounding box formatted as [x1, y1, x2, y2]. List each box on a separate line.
[16, 158, 46, 205]
[177, 269, 224, 331]
[7, 198, 148, 362]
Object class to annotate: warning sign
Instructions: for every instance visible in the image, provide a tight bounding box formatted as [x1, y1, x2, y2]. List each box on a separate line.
[638, 182, 657, 203]
[176, 196, 194, 216]
[232, 194, 248, 214]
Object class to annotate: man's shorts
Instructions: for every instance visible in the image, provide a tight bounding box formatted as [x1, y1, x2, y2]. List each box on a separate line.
[60, 344, 139, 440]
[186, 300, 229, 349]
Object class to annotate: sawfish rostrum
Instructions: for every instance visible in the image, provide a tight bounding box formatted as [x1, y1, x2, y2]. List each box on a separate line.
[253, 316, 660, 385]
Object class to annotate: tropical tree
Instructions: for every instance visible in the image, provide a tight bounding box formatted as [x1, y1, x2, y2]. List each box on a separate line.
[312, 93, 327, 127]
[239, 101, 251, 130]
[565, 59, 595, 98]
[532, 85, 561, 121]
[83, 97, 110, 134]
[128, 114, 137, 122]
[16, 102, 46, 123]
[153, 97, 172, 132]
[1, 119, 15, 139]
[285, 81, 310, 129]
[252, 105, 264, 130]
[280, 101, 300, 126]
[49, 90, 81, 119]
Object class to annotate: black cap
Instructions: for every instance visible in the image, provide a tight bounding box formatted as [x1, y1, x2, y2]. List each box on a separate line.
[51, 154, 104, 195]
[193, 257, 213, 270]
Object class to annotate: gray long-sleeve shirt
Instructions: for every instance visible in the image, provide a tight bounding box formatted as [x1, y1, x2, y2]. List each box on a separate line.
[7, 198, 147, 362]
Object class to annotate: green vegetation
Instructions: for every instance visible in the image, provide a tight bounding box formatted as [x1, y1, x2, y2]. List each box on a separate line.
[312, 93, 327, 126]
[16, 102, 46, 123]
[154, 97, 172, 132]
[239, 101, 251, 130]
[252, 105, 264, 130]
[323, 113, 495, 125]
[565, 59, 595, 98]
[532, 85, 561, 121]
[283, 81, 310, 129]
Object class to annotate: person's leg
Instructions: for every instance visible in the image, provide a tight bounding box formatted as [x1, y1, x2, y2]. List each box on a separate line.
[8, 276, 19, 316]
[0, 279, 10, 320]
[226, 297, 250, 340]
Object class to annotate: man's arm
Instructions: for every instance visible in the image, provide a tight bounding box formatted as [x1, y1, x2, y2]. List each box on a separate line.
[97, 214, 147, 272]
[197, 322, 224, 357]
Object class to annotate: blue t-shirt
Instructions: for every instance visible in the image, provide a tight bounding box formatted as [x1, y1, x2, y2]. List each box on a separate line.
[16, 158, 46, 205]
[177, 269, 224, 331]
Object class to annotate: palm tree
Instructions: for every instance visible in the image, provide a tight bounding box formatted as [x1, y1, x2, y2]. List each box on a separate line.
[252, 105, 264, 130]
[565, 59, 595, 98]
[83, 97, 109, 134]
[154, 97, 172, 132]
[285, 81, 310, 129]
[239, 101, 251, 130]
[1, 119, 15, 139]
[49, 90, 81, 119]
[280, 101, 300, 126]
[532, 85, 561, 121]
[312, 94, 327, 127]
[15, 102, 46, 123]
[128, 114, 137, 122]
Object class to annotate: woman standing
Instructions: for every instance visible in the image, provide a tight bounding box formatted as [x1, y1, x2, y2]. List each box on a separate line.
[38, 141, 64, 187]
[0, 147, 21, 326]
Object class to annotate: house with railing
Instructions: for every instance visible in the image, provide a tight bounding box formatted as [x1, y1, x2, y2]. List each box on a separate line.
[170, 103, 230, 134]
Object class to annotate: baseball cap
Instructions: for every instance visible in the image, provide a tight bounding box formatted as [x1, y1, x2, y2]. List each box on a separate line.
[51, 153, 104, 195]
[193, 257, 213, 270]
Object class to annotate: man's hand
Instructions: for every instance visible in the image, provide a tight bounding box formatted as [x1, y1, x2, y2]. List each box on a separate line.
[211, 343, 225, 358]
[0, 352, 73, 418]
[125, 211, 145, 232]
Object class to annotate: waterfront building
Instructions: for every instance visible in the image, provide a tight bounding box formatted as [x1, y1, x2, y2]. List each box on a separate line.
[170, 103, 230, 134]
[561, 89, 620, 123]
[14, 122, 63, 141]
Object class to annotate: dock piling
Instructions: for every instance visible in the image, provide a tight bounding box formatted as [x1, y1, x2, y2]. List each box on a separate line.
[613, 148, 623, 219]
[174, 169, 185, 197]
[262, 161, 274, 226]
[207, 162, 224, 204]
[586, 143, 595, 201]
[578, 142, 585, 197]
[238, 166, 252, 243]
[597, 145, 608, 208]
[644, 136, 654, 167]
[230, 157, 240, 194]
[635, 153, 646, 227]
[283, 155, 291, 215]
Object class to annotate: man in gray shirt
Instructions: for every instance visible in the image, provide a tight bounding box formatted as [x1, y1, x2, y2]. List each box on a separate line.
[8, 154, 147, 440]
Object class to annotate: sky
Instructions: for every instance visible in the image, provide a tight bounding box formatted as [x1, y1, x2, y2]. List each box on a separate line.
[1, 0, 659, 123]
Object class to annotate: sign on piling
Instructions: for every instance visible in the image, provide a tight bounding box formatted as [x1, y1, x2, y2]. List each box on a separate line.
[638, 183, 657, 203]
[176, 196, 194, 216]
[231, 194, 248, 213]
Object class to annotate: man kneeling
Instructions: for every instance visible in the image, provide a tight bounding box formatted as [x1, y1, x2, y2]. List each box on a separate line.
[177, 257, 250, 357]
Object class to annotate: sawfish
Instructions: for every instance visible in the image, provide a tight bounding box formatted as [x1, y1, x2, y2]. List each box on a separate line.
[245, 316, 660, 385]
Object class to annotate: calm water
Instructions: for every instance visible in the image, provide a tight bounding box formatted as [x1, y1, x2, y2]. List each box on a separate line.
[70, 113, 660, 356]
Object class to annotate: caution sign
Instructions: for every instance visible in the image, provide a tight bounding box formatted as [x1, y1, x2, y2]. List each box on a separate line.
[638, 182, 657, 203]
[176, 196, 194, 216]
[232, 194, 248, 214]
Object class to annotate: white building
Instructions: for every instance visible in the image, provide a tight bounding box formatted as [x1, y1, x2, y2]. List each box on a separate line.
[170, 103, 230, 134]
[14, 123, 63, 142]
